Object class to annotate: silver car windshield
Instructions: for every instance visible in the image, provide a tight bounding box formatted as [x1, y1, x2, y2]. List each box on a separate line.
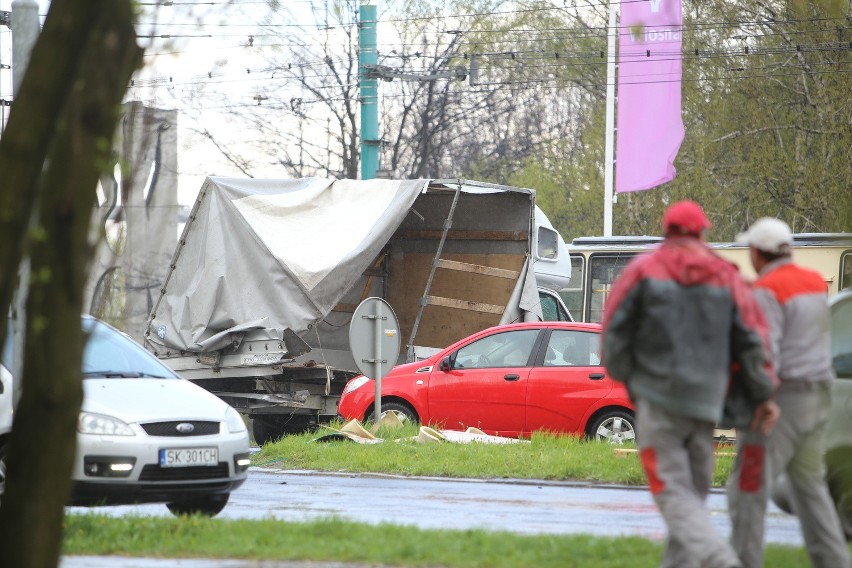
[3, 318, 177, 380]
[81, 319, 177, 379]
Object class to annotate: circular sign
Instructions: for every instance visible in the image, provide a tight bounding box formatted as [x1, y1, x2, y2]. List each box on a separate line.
[349, 297, 401, 380]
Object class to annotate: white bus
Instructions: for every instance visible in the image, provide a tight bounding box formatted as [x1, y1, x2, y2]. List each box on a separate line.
[564, 233, 852, 324]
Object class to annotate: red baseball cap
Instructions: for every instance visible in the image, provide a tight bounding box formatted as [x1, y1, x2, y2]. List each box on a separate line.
[662, 200, 712, 235]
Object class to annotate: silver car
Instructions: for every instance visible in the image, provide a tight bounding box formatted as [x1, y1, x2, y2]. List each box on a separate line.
[0, 363, 11, 500]
[1, 316, 250, 516]
[826, 289, 852, 537]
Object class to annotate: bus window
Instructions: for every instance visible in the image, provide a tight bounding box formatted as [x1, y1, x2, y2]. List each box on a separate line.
[560, 256, 586, 319]
[588, 254, 636, 323]
[567, 233, 851, 321]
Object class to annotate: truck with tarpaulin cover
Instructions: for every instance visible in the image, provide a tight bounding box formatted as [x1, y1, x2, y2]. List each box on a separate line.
[144, 177, 572, 443]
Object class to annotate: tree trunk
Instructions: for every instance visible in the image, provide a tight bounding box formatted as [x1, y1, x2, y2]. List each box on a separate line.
[0, 3, 142, 567]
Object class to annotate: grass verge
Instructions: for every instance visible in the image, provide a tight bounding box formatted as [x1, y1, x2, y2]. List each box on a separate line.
[253, 422, 735, 486]
[63, 514, 815, 568]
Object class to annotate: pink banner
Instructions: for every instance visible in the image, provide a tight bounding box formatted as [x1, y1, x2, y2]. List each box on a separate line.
[615, 0, 684, 193]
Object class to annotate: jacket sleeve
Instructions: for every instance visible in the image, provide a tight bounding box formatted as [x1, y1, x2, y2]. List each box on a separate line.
[752, 286, 783, 368]
[601, 258, 645, 385]
[729, 276, 778, 406]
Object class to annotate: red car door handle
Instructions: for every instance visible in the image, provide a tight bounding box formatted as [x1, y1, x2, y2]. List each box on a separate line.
[589, 373, 605, 380]
[504, 374, 520, 381]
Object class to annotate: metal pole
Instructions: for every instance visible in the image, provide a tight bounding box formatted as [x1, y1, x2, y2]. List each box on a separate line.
[10, 0, 39, 406]
[373, 301, 383, 418]
[0, 11, 8, 130]
[358, 1, 378, 180]
[11, 0, 38, 94]
[603, 0, 618, 237]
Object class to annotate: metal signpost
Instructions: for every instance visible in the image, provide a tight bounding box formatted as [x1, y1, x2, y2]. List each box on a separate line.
[349, 297, 401, 419]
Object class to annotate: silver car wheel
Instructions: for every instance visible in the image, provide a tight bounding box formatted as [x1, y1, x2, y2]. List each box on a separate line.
[591, 411, 637, 445]
[368, 402, 418, 424]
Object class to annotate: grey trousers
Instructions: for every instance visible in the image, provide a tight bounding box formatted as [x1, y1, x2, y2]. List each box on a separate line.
[636, 397, 741, 568]
[727, 383, 850, 568]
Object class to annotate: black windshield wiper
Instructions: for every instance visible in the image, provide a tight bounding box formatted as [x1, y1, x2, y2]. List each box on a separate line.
[82, 371, 169, 378]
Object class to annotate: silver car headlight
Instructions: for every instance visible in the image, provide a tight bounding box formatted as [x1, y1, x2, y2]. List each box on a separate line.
[78, 412, 135, 436]
[225, 406, 247, 434]
[343, 375, 370, 395]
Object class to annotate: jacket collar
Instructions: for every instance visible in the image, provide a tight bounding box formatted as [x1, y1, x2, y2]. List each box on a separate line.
[758, 256, 793, 276]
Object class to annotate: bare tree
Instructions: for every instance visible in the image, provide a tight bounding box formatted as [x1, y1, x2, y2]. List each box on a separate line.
[173, 0, 604, 181]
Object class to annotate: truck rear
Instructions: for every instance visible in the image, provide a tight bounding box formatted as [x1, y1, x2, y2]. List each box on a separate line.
[145, 177, 565, 442]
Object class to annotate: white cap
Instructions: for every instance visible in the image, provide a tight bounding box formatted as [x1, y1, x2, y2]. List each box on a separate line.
[736, 217, 793, 254]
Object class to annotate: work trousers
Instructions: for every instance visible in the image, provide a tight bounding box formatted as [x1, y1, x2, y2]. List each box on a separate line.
[727, 382, 850, 568]
[636, 397, 741, 568]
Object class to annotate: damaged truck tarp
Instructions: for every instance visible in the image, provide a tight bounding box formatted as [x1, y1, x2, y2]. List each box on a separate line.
[149, 177, 428, 353]
[145, 177, 550, 440]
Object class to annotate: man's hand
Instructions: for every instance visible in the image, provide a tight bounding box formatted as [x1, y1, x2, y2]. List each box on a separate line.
[750, 399, 780, 434]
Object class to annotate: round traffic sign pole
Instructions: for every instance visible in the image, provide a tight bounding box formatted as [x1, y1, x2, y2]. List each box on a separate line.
[349, 297, 401, 421]
[373, 300, 383, 416]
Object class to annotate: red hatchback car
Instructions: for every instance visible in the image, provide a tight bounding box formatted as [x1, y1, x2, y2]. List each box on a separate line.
[338, 322, 636, 442]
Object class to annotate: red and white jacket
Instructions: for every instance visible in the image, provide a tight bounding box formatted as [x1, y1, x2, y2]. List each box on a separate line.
[753, 258, 834, 384]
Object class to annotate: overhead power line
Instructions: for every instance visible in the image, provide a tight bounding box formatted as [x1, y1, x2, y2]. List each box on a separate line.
[128, 39, 851, 89]
[126, 63, 852, 112]
[134, 17, 851, 44]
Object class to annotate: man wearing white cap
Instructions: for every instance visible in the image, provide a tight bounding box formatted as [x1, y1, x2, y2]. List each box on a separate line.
[728, 217, 850, 568]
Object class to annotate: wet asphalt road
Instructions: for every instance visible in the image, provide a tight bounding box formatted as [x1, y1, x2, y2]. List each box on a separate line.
[214, 469, 803, 544]
[61, 466, 805, 568]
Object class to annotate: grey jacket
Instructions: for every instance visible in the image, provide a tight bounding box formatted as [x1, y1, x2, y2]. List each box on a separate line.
[753, 257, 834, 384]
[601, 237, 776, 424]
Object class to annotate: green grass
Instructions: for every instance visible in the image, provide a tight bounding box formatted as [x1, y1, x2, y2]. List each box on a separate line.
[252, 421, 735, 487]
[59, 422, 768, 565]
[63, 514, 815, 568]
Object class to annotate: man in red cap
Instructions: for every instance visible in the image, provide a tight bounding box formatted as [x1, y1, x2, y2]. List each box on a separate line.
[602, 200, 780, 568]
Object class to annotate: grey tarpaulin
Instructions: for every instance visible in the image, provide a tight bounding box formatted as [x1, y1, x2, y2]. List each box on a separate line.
[147, 177, 429, 353]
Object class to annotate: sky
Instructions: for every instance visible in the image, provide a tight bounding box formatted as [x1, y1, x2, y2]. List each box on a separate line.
[0, 0, 325, 205]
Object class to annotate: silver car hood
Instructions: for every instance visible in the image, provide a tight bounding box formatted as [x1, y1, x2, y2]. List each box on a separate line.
[82, 379, 229, 423]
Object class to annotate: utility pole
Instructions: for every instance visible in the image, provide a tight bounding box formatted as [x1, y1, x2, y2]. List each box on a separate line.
[0, 11, 9, 126]
[11, 0, 39, 94]
[9, 0, 40, 404]
[355, 1, 468, 180]
[603, 0, 618, 237]
[358, 1, 379, 180]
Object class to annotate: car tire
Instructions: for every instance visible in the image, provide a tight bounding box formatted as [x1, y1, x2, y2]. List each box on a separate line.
[251, 416, 280, 447]
[0, 443, 7, 504]
[368, 401, 418, 424]
[251, 415, 317, 445]
[826, 446, 852, 540]
[588, 410, 636, 445]
[770, 473, 794, 514]
[166, 493, 229, 517]
[772, 447, 852, 541]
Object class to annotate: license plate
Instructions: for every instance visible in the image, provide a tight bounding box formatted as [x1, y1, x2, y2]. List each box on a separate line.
[241, 353, 281, 365]
[159, 447, 219, 468]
